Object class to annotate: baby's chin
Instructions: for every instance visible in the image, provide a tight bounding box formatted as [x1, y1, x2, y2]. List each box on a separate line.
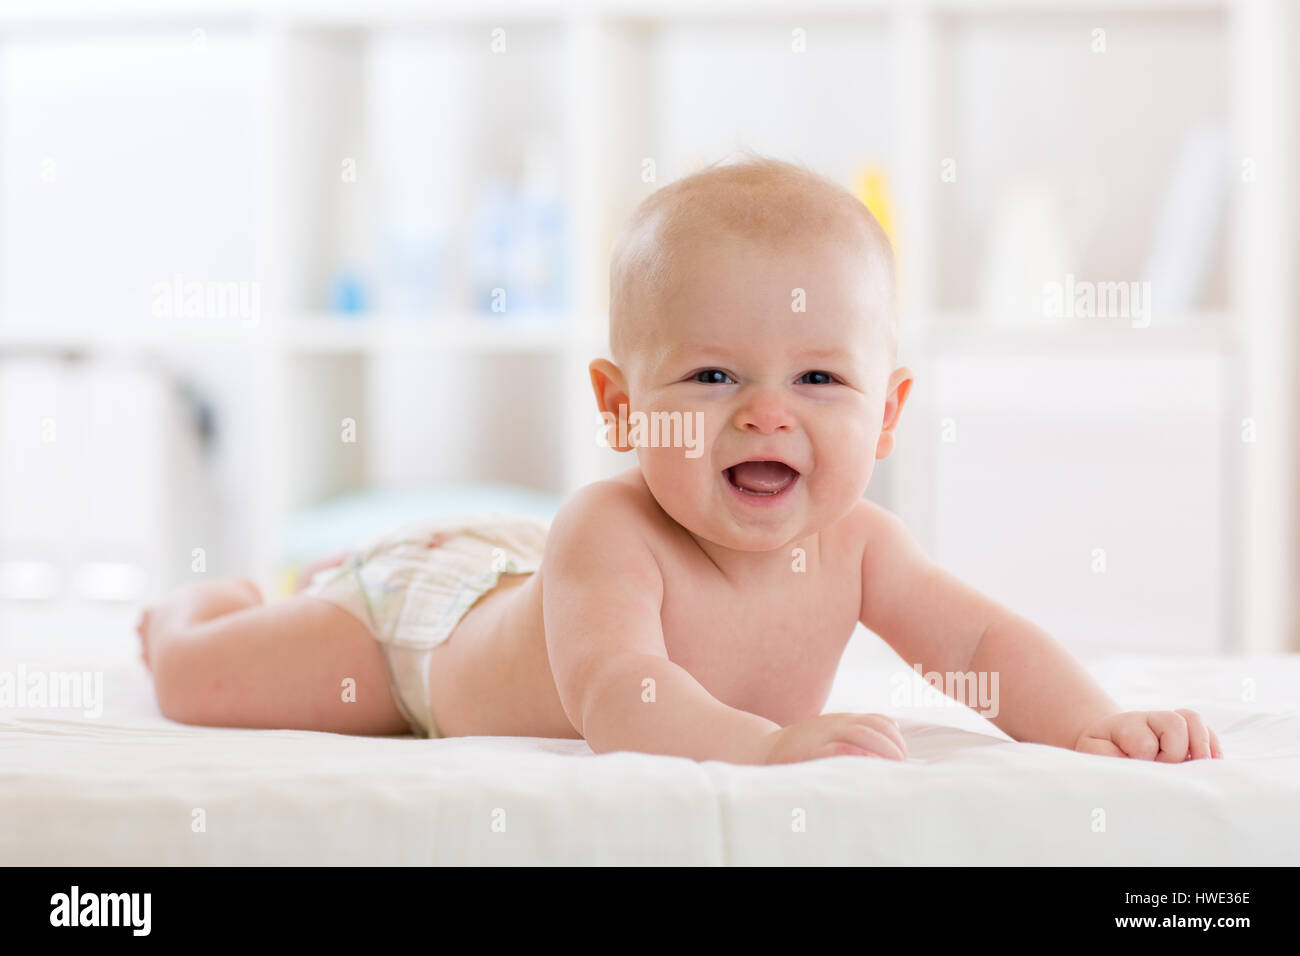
[684, 482, 866, 553]
[644, 469, 853, 552]
[677, 496, 824, 554]
[694, 525, 809, 554]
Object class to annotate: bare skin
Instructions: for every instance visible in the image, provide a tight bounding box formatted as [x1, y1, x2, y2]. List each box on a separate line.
[136, 464, 878, 754]
[137, 460, 1220, 764]
[139, 187, 1223, 765]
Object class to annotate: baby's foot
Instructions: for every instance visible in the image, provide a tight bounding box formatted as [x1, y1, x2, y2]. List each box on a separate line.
[136, 593, 189, 673]
[232, 578, 263, 604]
[135, 606, 154, 672]
[136, 579, 263, 673]
[136, 598, 186, 674]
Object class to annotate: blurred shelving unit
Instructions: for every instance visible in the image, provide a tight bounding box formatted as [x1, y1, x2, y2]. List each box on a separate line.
[0, 0, 1294, 653]
[0, 314, 575, 353]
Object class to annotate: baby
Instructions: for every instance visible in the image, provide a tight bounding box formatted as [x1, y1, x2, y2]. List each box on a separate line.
[138, 157, 1222, 765]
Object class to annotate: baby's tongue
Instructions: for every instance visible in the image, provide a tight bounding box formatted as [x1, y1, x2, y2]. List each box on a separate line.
[729, 461, 796, 494]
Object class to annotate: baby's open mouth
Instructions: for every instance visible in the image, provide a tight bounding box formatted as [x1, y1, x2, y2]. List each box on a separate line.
[724, 460, 799, 496]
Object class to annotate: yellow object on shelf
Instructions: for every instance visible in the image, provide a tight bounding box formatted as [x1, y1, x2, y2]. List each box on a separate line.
[854, 163, 903, 309]
[855, 164, 897, 248]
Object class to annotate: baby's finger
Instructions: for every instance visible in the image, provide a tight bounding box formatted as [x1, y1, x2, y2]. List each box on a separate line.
[815, 741, 875, 760]
[838, 723, 906, 761]
[1176, 709, 1212, 761]
[1075, 734, 1126, 758]
[1208, 726, 1224, 759]
[1147, 710, 1190, 763]
[859, 714, 906, 754]
[1113, 720, 1161, 761]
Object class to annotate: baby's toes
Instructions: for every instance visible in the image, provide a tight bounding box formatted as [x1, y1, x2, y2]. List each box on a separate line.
[235, 577, 265, 604]
[135, 609, 153, 670]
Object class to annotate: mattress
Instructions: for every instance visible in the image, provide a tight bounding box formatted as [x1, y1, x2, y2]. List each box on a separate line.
[2, 603, 1298, 865]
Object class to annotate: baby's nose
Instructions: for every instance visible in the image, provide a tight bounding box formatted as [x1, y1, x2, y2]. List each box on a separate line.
[733, 392, 796, 434]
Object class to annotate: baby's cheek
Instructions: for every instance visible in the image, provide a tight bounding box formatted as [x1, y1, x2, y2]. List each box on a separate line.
[821, 410, 873, 459]
[640, 443, 707, 500]
[815, 418, 877, 492]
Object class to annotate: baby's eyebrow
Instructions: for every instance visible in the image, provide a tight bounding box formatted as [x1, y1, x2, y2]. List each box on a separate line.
[664, 344, 854, 363]
[791, 346, 854, 363]
[662, 343, 738, 362]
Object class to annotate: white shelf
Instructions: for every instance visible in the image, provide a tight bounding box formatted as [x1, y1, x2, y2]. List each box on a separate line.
[905, 311, 1236, 356]
[0, 314, 583, 354]
[0, 0, 1234, 27]
[275, 314, 577, 354]
[10, 310, 1236, 360]
[0, 320, 256, 352]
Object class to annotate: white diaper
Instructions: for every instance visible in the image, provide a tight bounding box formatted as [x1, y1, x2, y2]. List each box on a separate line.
[302, 512, 550, 738]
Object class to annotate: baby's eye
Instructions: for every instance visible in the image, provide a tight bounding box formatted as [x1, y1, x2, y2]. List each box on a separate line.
[798, 370, 837, 385]
[693, 369, 735, 385]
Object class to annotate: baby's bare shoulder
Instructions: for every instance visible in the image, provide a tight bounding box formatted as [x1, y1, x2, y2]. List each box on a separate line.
[843, 497, 930, 618]
[839, 497, 919, 565]
[552, 471, 661, 529]
[848, 495, 904, 530]
[543, 471, 667, 570]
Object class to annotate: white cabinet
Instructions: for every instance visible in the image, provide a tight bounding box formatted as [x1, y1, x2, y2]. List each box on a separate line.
[921, 348, 1229, 655]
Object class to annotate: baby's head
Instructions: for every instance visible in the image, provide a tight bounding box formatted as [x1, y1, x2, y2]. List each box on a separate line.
[592, 155, 912, 552]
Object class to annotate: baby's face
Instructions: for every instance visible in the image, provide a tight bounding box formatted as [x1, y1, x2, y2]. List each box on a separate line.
[622, 233, 900, 552]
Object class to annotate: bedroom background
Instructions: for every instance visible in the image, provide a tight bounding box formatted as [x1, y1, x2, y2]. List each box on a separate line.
[0, 0, 1297, 665]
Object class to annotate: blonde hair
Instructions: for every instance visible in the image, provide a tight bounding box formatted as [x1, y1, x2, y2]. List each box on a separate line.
[608, 153, 897, 364]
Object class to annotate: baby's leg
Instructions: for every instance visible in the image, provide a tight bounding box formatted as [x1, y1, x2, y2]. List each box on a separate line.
[140, 579, 409, 735]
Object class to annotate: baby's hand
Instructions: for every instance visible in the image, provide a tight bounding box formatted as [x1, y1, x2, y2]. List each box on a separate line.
[763, 713, 907, 764]
[1074, 709, 1223, 761]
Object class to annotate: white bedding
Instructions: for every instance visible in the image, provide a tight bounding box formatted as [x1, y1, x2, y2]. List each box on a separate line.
[2, 604, 1298, 865]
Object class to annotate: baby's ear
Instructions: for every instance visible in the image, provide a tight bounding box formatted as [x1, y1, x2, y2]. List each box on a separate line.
[589, 358, 629, 415]
[874, 367, 914, 461]
[589, 359, 634, 453]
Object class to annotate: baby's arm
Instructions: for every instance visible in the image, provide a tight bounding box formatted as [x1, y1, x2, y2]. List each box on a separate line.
[542, 487, 778, 763]
[543, 486, 905, 765]
[858, 503, 1221, 759]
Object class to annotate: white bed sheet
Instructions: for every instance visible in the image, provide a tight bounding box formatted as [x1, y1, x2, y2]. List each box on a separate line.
[2, 606, 1298, 865]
